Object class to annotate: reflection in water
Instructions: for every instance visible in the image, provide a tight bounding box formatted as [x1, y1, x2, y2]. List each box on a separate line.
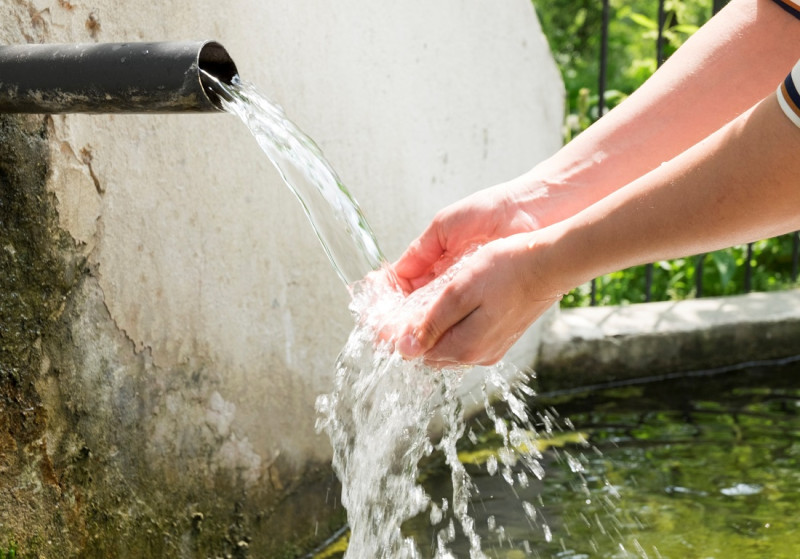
[315, 363, 800, 557]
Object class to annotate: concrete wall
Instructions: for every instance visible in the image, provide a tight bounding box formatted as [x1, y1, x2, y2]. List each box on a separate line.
[0, 1, 563, 556]
[537, 290, 800, 393]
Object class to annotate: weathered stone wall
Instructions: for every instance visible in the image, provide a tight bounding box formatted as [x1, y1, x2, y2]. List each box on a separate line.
[537, 291, 800, 392]
[0, 1, 563, 556]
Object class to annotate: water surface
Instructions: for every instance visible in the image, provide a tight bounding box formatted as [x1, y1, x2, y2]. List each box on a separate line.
[358, 362, 800, 558]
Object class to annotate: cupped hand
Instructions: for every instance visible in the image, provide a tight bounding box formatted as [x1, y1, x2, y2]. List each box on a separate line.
[389, 233, 562, 367]
[393, 178, 542, 293]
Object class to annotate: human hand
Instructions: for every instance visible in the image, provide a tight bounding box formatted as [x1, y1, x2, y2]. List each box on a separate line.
[393, 177, 542, 293]
[388, 233, 562, 367]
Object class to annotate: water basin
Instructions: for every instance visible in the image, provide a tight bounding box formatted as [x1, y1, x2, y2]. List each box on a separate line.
[314, 361, 800, 558]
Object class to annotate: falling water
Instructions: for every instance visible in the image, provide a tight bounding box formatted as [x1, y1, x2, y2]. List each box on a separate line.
[205, 74, 632, 558]
[314, 254, 558, 558]
[209, 75, 384, 286]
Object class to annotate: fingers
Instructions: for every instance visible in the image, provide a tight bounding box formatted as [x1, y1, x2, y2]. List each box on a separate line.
[395, 272, 481, 361]
[391, 234, 559, 367]
[393, 234, 443, 287]
[423, 306, 508, 367]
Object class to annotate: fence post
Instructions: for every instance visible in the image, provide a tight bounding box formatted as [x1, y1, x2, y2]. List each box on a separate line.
[657, 0, 666, 66]
[744, 243, 754, 293]
[696, 254, 705, 298]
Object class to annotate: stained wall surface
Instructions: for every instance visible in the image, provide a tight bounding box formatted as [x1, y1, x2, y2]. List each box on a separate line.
[0, 1, 563, 555]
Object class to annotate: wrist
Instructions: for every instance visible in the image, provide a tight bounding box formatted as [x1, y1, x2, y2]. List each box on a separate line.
[515, 165, 597, 229]
[519, 219, 595, 302]
[505, 229, 567, 303]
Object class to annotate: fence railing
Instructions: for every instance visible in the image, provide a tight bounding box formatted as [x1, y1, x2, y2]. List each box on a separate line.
[587, 0, 800, 305]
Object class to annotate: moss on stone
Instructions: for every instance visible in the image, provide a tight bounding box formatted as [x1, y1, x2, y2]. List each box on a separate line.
[0, 114, 84, 555]
[0, 112, 342, 558]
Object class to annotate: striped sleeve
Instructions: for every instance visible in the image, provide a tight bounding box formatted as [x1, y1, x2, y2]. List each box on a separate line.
[772, 0, 800, 19]
[778, 60, 800, 128]
[772, 1, 800, 126]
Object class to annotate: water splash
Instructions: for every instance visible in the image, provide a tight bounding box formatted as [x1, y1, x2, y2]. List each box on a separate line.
[315, 257, 558, 558]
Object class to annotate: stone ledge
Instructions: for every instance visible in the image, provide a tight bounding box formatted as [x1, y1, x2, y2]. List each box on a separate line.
[535, 290, 800, 392]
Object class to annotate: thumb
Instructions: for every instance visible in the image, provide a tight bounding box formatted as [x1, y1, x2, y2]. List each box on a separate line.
[394, 273, 480, 361]
[394, 231, 445, 287]
[395, 331, 423, 359]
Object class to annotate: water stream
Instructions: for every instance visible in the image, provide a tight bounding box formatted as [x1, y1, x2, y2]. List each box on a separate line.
[210, 75, 384, 286]
[206, 75, 624, 558]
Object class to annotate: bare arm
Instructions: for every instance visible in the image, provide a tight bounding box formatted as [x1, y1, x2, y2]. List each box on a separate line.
[394, 0, 800, 285]
[539, 91, 800, 294]
[396, 90, 800, 365]
[523, 0, 800, 225]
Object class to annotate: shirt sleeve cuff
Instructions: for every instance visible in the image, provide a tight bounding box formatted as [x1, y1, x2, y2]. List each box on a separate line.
[778, 60, 800, 128]
[772, 0, 800, 20]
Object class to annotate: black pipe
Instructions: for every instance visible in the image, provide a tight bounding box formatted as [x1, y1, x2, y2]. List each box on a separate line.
[0, 41, 238, 113]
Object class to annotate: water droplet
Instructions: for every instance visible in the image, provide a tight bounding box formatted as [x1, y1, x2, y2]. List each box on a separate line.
[522, 501, 537, 521]
[486, 455, 498, 476]
[543, 523, 553, 543]
[530, 460, 546, 480]
[567, 452, 585, 473]
[430, 502, 443, 525]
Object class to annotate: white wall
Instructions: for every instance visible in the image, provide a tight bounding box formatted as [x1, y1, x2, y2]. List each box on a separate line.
[0, 0, 563, 553]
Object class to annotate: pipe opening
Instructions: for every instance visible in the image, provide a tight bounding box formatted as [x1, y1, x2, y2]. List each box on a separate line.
[198, 41, 239, 110]
[0, 41, 241, 113]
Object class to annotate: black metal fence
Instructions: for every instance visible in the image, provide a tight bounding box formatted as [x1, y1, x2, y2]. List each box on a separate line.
[589, 0, 800, 305]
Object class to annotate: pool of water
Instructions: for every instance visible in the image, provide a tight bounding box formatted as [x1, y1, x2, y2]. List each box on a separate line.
[313, 361, 800, 558]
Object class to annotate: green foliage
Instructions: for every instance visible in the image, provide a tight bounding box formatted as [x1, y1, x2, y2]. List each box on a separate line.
[533, 0, 797, 306]
[1, 541, 17, 559]
[563, 236, 800, 307]
[534, 0, 712, 138]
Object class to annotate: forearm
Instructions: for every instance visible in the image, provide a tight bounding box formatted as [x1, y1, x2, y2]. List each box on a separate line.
[521, 0, 800, 226]
[539, 91, 800, 295]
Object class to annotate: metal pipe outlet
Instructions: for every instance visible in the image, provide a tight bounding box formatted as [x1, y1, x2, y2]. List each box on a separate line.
[0, 41, 238, 113]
